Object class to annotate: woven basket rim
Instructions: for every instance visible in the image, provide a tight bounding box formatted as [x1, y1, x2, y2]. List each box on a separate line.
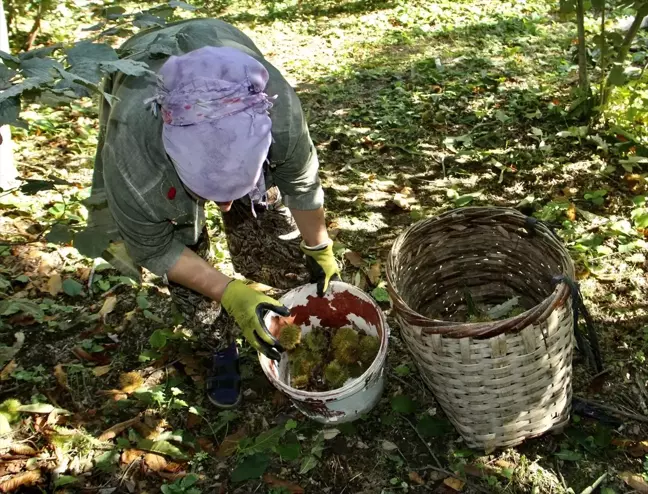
[386, 207, 575, 339]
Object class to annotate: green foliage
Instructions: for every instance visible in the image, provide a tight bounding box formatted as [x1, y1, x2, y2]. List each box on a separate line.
[584, 189, 608, 205]
[0, 1, 193, 129]
[391, 395, 418, 414]
[62, 278, 83, 296]
[161, 473, 201, 494]
[231, 453, 270, 482]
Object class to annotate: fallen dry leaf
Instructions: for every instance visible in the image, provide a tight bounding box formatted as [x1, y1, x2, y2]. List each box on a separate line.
[186, 413, 201, 430]
[163, 462, 185, 473]
[344, 251, 365, 268]
[99, 417, 140, 441]
[92, 365, 111, 377]
[121, 449, 144, 465]
[353, 270, 368, 290]
[0, 360, 17, 381]
[9, 444, 37, 456]
[620, 472, 648, 493]
[443, 476, 465, 492]
[217, 428, 247, 458]
[0, 469, 42, 492]
[368, 261, 381, 285]
[381, 440, 398, 452]
[408, 471, 425, 485]
[144, 453, 168, 472]
[72, 347, 109, 364]
[99, 296, 118, 320]
[196, 437, 216, 454]
[54, 364, 69, 390]
[262, 474, 304, 493]
[47, 274, 62, 296]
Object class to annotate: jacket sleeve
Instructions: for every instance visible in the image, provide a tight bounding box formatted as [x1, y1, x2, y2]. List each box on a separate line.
[272, 123, 324, 211]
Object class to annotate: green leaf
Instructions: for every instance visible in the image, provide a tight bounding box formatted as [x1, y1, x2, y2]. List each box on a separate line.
[0, 76, 50, 104]
[391, 395, 418, 414]
[169, 0, 197, 10]
[417, 416, 453, 437]
[231, 453, 270, 482]
[0, 50, 20, 65]
[95, 449, 119, 472]
[99, 60, 154, 77]
[18, 403, 55, 414]
[248, 427, 284, 454]
[455, 193, 481, 207]
[66, 41, 118, 66]
[46, 223, 75, 244]
[299, 454, 318, 475]
[14, 275, 29, 283]
[284, 419, 298, 431]
[54, 476, 78, 488]
[554, 449, 582, 461]
[0, 299, 44, 320]
[0, 65, 16, 90]
[137, 294, 151, 309]
[394, 364, 411, 377]
[149, 330, 168, 349]
[608, 65, 626, 86]
[62, 279, 84, 297]
[20, 58, 63, 82]
[277, 439, 300, 461]
[181, 473, 199, 488]
[137, 439, 187, 459]
[0, 97, 23, 128]
[371, 286, 390, 302]
[143, 310, 163, 323]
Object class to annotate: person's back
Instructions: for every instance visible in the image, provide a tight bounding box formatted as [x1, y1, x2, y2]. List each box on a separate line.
[80, 18, 315, 277]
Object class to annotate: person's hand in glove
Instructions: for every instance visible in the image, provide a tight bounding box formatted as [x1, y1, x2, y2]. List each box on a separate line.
[221, 280, 290, 361]
[301, 240, 340, 297]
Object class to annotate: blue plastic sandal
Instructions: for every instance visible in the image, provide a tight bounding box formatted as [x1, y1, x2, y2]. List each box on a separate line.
[206, 342, 242, 408]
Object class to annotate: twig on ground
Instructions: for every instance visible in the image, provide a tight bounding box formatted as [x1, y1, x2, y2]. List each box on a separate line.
[635, 374, 648, 414]
[574, 396, 648, 423]
[579, 472, 607, 494]
[401, 415, 490, 494]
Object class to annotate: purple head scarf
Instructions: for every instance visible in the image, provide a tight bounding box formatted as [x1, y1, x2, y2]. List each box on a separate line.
[145, 46, 274, 203]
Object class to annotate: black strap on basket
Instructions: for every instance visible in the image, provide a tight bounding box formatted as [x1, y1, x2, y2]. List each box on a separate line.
[523, 216, 562, 243]
[552, 275, 603, 373]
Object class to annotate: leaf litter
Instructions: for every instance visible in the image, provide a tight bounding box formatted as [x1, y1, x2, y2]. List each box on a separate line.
[0, 0, 648, 493]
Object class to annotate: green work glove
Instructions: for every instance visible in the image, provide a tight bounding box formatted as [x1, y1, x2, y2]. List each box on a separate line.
[301, 240, 340, 297]
[221, 280, 290, 361]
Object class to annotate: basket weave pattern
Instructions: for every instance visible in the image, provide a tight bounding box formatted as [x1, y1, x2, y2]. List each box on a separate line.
[386, 207, 575, 450]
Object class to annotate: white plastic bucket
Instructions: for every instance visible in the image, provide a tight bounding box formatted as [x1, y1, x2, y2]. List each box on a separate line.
[259, 281, 389, 424]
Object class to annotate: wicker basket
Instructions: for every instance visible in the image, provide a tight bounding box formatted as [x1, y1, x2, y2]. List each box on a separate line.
[386, 207, 575, 450]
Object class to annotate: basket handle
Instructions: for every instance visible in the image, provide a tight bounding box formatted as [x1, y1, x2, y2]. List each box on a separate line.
[552, 275, 603, 373]
[523, 216, 563, 243]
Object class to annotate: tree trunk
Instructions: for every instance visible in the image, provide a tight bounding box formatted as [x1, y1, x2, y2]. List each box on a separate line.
[22, 3, 41, 52]
[576, 0, 589, 94]
[0, 0, 19, 192]
[600, 2, 648, 109]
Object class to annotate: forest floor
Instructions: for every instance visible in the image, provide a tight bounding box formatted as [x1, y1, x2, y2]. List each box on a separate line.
[1, 0, 648, 493]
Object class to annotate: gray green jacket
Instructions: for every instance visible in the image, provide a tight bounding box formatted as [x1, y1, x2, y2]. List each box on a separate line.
[79, 19, 321, 279]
